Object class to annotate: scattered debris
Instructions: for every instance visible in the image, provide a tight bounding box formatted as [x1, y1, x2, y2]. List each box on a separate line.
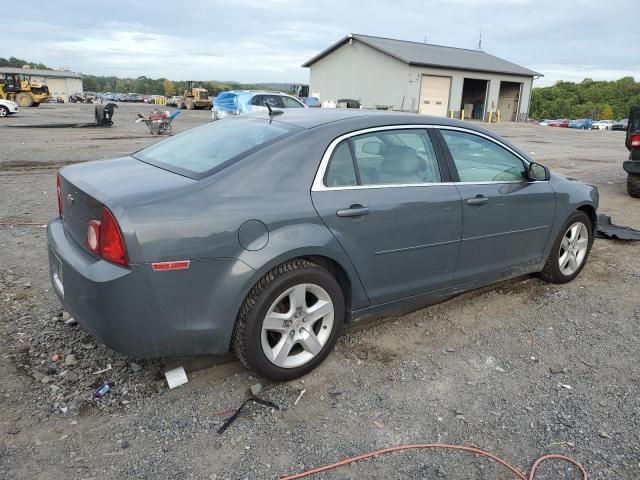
[495, 366, 506, 373]
[50, 353, 61, 362]
[130, 362, 142, 373]
[596, 214, 640, 240]
[92, 382, 113, 401]
[217, 397, 280, 434]
[294, 389, 307, 406]
[598, 431, 611, 439]
[93, 364, 112, 375]
[550, 365, 566, 374]
[64, 317, 77, 326]
[372, 420, 384, 429]
[250, 383, 262, 396]
[165, 367, 188, 389]
[560, 384, 572, 390]
[65, 354, 78, 367]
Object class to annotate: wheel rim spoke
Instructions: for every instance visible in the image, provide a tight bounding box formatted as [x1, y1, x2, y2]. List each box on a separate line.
[290, 284, 307, 311]
[306, 300, 332, 323]
[272, 335, 295, 365]
[263, 312, 290, 332]
[299, 329, 323, 355]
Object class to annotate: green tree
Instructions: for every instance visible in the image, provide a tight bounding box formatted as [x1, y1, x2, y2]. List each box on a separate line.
[163, 79, 176, 97]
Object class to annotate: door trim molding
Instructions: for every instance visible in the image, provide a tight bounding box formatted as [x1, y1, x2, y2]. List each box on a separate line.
[312, 124, 540, 192]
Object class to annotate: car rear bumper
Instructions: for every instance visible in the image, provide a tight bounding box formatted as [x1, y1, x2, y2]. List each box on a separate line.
[47, 217, 255, 357]
[623, 160, 640, 175]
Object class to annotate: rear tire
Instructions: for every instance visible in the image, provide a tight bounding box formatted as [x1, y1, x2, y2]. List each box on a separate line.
[233, 259, 344, 381]
[627, 174, 640, 198]
[538, 211, 593, 284]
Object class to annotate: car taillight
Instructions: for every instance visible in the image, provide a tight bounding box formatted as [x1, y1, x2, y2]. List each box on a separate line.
[56, 175, 63, 217]
[85, 207, 129, 266]
[631, 134, 640, 148]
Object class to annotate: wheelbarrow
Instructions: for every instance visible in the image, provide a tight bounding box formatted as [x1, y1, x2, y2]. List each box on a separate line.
[136, 110, 180, 135]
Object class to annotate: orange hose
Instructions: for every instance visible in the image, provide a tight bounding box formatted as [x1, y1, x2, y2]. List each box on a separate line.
[278, 443, 588, 480]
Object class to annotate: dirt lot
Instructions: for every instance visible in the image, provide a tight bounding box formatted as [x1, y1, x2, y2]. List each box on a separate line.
[1, 104, 639, 479]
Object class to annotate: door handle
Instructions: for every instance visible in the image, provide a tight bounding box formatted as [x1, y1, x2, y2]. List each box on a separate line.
[336, 205, 370, 217]
[467, 195, 488, 205]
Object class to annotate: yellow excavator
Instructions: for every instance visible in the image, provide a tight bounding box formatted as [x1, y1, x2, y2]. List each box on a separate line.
[0, 72, 50, 107]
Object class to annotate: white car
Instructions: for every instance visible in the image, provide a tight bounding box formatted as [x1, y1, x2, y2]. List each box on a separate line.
[592, 120, 615, 130]
[539, 119, 553, 126]
[0, 99, 19, 117]
[211, 91, 306, 120]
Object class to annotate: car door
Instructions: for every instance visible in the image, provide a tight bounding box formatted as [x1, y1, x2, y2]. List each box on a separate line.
[311, 127, 462, 305]
[435, 128, 555, 283]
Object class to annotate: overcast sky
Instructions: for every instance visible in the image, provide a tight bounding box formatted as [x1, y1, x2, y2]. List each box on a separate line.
[4, 0, 638, 86]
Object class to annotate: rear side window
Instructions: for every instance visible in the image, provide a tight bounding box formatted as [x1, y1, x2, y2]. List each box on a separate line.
[134, 117, 301, 179]
[281, 96, 304, 108]
[440, 130, 526, 182]
[324, 129, 441, 187]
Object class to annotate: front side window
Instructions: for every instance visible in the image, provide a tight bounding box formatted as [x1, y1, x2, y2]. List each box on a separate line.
[324, 129, 441, 187]
[440, 130, 527, 182]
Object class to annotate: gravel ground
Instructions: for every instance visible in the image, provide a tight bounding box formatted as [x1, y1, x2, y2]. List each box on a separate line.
[0, 108, 639, 479]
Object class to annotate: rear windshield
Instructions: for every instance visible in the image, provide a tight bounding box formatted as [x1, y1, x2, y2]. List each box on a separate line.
[133, 117, 301, 179]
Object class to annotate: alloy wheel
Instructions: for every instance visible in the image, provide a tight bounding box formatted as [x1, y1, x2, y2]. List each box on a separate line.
[261, 283, 334, 369]
[558, 222, 589, 276]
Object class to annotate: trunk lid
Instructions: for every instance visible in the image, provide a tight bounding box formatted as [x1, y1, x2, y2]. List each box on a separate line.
[59, 156, 195, 250]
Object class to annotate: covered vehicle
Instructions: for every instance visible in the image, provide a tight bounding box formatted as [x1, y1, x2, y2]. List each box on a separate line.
[0, 99, 18, 117]
[569, 118, 593, 129]
[48, 109, 598, 381]
[212, 90, 305, 120]
[623, 106, 640, 197]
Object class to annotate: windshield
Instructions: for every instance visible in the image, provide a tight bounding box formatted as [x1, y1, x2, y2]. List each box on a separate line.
[133, 117, 302, 179]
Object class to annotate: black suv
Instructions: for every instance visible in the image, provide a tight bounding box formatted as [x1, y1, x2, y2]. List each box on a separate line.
[624, 106, 640, 197]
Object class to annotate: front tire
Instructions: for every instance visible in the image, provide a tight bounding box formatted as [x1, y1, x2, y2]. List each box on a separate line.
[538, 211, 593, 284]
[0, 106, 8, 117]
[233, 259, 344, 381]
[627, 174, 640, 198]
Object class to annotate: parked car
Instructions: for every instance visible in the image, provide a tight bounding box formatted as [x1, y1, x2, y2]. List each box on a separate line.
[612, 119, 629, 131]
[539, 119, 553, 126]
[0, 98, 18, 116]
[569, 118, 593, 130]
[592, 120, 615, 130]
[623, 106, 640, 197]
[48, 109, 598, 380]
[549, 119, 569, 128]
[212, 91, 306, 120]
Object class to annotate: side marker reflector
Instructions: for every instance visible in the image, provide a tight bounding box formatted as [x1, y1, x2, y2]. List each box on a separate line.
[151, 260, 191, 272]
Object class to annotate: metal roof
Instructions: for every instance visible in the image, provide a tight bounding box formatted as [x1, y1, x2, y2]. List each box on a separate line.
[0, 67, 81, 79]
[302, 34, 542, 77]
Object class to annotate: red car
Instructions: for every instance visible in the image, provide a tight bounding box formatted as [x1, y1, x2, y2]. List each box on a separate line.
[549, 119, 569, 128]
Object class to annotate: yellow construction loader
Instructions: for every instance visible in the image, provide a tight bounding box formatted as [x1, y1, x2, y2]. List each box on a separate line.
[177, 81, 212, 110]
[0, 73, 50, 107]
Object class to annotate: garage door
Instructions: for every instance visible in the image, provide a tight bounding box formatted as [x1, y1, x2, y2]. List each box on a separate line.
[419, 75, 450, 117]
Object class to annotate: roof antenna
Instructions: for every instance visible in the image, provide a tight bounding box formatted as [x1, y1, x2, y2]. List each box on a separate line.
[477, 27, 482, 51]
[423, 35, 428, 44]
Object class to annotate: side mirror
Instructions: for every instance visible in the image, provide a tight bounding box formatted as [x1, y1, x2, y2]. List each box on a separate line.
[528, 162, 549, 181]
[362, 142, 383, 155]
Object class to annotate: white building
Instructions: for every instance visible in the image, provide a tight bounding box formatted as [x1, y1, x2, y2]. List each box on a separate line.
[303, 34, 542, 122]
[0, 67, 83, 100]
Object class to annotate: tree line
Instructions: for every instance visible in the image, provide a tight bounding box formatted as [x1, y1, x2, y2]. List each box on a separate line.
[1, 56, 290, 97]
[530, 77, 640, 120]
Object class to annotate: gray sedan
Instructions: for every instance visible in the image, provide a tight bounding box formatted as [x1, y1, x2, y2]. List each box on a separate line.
[48, 109, 598, 380]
